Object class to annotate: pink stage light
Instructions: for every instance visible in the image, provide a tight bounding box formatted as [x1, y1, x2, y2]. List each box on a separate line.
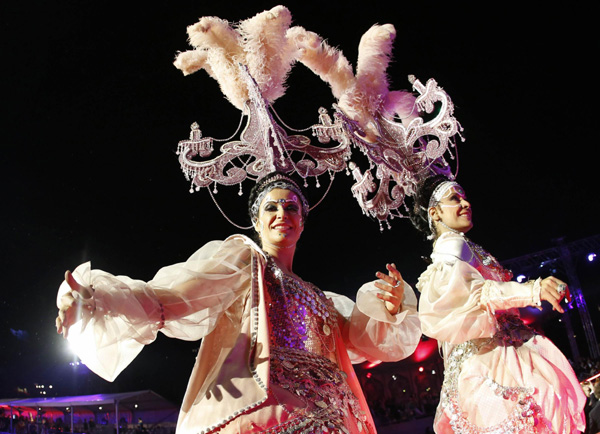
[364, 360, 382, 369]
[411, 338, 438, 362]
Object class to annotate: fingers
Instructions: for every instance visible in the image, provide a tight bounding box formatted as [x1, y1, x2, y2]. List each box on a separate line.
[546, 277, 569, 301]
[64, 269, 94, 301]
[375, 270, 396, 287]
[65, 270, 83, 294]
[376, 264, 403, 288]
[540, 277, 566, 313]
[544, 291, 564, 313]
[57, 270, 92, 339]
[56, 312, 69, 338]
[58, 292, 76, 310]
[56, 316, 63, 334]
[375, 290, 401, 315]
[386, 263, 403, 283]
[374, 280, 397, 295]
[57, 308, 68, 335]
[375, 263, 404, 315]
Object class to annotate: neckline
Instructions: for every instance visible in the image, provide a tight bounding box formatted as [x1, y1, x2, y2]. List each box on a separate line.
[266, 254, 303, 282]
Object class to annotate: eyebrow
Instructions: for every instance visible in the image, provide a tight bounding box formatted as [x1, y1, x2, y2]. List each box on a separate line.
[263, 199, 299, 208]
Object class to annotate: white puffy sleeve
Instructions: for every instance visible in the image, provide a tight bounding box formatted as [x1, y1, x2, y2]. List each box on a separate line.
[56, 236, 253, 381]
[325, 281, 421, 364]
[416, 234, 541, 344]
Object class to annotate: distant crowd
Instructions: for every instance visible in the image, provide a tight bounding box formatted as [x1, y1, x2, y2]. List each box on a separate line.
[0, 416, 174, 434]
[1, 356, 599, 433]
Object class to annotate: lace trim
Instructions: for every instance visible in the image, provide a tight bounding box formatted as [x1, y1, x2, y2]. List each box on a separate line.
[480, 280, 500, 309]
[200, 253, 268, 434]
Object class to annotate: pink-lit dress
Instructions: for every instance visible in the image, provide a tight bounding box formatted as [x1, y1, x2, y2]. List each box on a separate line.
[57, 235, 421, 434]
[417, 232, 586, 434]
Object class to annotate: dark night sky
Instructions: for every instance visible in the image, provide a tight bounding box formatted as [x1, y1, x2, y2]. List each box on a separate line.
[1, 2, 598, 405]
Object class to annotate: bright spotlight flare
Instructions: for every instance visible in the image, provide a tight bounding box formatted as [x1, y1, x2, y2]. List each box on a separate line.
[57, 268, 104, 371]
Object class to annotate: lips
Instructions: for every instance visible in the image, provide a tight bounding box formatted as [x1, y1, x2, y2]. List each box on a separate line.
[272, 224, 293, 231]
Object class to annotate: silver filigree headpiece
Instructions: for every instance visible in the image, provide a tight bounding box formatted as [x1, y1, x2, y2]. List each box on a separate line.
[428, 181, 460, 210]
[173, 6, 464, 230]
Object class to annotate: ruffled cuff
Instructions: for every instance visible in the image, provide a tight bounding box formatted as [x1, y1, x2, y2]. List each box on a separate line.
[329, 281, 420, 363]
[56, 262, 160, 382]
[531, 278, 542, 310]
[480, 278, 543, 313]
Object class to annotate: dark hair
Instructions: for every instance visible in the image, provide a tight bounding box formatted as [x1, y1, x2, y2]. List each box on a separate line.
[408, 174, 453, 237]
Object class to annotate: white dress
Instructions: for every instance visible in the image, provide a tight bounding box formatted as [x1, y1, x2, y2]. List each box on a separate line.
[417, 231, 586, 434]
[57, 234, 422, 434]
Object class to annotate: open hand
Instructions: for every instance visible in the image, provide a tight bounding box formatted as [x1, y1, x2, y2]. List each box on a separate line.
[56, 270, 93, 338]
[374, 263, 404, 315]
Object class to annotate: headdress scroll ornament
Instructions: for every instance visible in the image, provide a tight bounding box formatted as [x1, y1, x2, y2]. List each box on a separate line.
[174, 6, 464, 230]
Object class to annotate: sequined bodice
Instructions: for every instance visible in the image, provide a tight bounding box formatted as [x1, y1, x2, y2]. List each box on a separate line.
[264, 257, 338, 362]
[261, 257, 372, 433]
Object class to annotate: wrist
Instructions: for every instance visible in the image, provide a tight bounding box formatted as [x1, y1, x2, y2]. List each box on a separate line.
[530, 278, 542, 310]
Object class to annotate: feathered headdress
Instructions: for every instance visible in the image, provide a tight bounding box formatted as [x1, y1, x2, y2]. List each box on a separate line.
[174, 6, 462, 229]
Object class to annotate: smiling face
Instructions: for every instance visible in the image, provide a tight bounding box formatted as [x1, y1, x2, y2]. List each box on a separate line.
[429, 185, 473, 235]
[255, 188, 304, 251]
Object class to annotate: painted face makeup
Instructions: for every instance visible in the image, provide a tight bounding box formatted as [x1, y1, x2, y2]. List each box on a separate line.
[256, 188, 304, 250]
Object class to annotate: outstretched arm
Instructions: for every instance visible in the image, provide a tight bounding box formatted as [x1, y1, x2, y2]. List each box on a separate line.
[480, 275, 569, 314]
[54, 236, 253, 381]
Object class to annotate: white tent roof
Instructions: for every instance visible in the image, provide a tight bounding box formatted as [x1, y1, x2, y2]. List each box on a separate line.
[1, 390, 177, 412]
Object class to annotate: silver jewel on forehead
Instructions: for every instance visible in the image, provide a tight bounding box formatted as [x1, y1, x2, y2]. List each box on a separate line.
[265, 196, 299, 205]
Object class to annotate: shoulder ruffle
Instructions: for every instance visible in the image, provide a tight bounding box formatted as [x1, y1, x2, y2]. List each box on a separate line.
[415, 262, 444, 293]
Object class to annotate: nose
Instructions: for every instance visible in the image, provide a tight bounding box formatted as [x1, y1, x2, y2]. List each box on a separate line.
[460, 198, 470, 209]
[276, 205, 288, 219]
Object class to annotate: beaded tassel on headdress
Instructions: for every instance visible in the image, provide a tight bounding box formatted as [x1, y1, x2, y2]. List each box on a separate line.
[174, 6, 464, 230]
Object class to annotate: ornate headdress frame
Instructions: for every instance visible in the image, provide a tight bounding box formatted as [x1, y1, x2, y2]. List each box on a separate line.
[174, 6, 463, 230]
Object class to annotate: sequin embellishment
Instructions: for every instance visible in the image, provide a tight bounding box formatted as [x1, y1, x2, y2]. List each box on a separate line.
[264, 257, 337, 360]
[263, 257, 372, 433]
[439, 318, 549, 434]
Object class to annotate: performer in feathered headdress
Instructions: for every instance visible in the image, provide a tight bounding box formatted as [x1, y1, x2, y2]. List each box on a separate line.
[392, 174, 586, 433]
[55, 7, 423, 434]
